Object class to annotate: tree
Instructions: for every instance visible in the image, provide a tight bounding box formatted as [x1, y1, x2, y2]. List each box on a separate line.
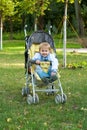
[74, 0, 87, 47]
[74, 0, 85, 36]
[0, 0, 14, 50]
[18, 0, 50, 31]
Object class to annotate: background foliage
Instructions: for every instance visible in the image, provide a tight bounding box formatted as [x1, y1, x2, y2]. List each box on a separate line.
[2, 0, 87, 35]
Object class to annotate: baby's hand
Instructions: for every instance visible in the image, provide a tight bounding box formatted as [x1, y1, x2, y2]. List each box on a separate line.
[51, 72, 56, 76]
[36, 60, 40, 64]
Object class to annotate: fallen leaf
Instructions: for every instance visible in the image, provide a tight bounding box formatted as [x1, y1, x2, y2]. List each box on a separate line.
[7, 118, 12, 122]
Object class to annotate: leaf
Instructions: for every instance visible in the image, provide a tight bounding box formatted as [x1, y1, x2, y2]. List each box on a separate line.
[7, 118, 12, 122]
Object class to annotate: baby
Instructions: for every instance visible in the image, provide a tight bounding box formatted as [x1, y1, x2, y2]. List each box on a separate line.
[32, 42, 59, 84]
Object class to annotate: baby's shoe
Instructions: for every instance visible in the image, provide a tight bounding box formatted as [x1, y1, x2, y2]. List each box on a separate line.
[42, 77, 49, 84]
[49, 75, 58, 83]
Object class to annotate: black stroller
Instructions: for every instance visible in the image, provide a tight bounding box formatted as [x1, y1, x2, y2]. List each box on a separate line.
[22, 29, 67, 104]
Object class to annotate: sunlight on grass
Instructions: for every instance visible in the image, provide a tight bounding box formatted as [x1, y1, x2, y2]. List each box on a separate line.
[6, 46, 24, 50]
[0, 63, 24, 68]
[0, 51, 24, 54]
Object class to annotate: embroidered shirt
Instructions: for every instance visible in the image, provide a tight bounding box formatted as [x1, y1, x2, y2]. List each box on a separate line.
[32, 53, 59, 72]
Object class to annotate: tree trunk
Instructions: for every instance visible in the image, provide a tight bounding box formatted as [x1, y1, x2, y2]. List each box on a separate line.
[74, 0, 85, 37]
[74, 0, 87, 47]
[0, 13, 3, 50]
[38, 15, 44, 30]
[34, 17, 38, 31]
[9, 17, 13, 40]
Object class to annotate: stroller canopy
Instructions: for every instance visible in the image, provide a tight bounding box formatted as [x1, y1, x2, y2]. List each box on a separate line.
[26, 30, 56, 51]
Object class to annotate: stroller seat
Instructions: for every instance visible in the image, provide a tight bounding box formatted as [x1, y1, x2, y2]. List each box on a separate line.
[29, 43, 52, 80]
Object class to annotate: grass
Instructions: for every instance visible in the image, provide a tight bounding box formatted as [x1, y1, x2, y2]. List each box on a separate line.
[0, 40, 87, 130]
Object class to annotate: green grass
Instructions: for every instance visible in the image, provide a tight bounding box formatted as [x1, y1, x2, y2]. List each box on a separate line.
[0, 40, 87, 130]
[54, 38, 82, 48]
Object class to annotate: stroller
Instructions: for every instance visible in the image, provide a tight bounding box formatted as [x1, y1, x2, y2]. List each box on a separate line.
[22, 29, 67, 104]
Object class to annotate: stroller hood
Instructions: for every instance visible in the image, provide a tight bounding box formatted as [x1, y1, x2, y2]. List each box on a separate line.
[26, 30, 56, 52]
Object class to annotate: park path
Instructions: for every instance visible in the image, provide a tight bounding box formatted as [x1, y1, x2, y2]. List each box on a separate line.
[56, 48, 87, 53]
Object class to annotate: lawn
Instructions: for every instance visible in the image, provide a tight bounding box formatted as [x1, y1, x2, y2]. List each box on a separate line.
[0, 40, 87, 130]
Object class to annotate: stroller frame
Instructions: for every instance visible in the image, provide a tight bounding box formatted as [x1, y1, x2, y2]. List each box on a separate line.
[22, 28, 67, 104]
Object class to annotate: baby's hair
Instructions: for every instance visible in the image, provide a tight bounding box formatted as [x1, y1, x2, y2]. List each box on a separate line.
[39, 42, 51, 52]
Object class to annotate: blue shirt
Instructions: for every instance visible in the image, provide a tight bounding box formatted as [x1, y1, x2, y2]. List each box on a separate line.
[32, 53, 59, 72]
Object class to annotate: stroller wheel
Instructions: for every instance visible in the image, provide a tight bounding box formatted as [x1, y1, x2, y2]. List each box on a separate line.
[61, 93, 67, 103]
[32, 93, 39, 104]
[22, 87, 29, 96]
[27, 94, 33, 104]
[55, 94, 61, 104]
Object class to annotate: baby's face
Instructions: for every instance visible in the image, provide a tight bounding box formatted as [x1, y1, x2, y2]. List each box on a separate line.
[40, 47, 50, 57]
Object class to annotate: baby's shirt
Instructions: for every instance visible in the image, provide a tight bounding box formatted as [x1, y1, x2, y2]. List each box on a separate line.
[32, 53, 58, 72]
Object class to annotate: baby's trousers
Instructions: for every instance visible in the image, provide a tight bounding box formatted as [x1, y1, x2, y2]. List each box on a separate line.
[35, 65, 51, 79]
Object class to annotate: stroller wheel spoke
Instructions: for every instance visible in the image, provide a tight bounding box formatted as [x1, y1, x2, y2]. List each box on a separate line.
[27, 94, 33, 104]
[61, 93, 67, 103]
[55, 94, 61, 104]
[32, 93, 39, 104]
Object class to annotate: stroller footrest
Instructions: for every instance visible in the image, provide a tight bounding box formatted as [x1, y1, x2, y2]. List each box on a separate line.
[35, 89, 59, 92]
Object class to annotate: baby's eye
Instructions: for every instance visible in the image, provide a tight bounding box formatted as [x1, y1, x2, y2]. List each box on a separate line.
[43, 50, 47, 52]
[41, 49, 48, 52]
